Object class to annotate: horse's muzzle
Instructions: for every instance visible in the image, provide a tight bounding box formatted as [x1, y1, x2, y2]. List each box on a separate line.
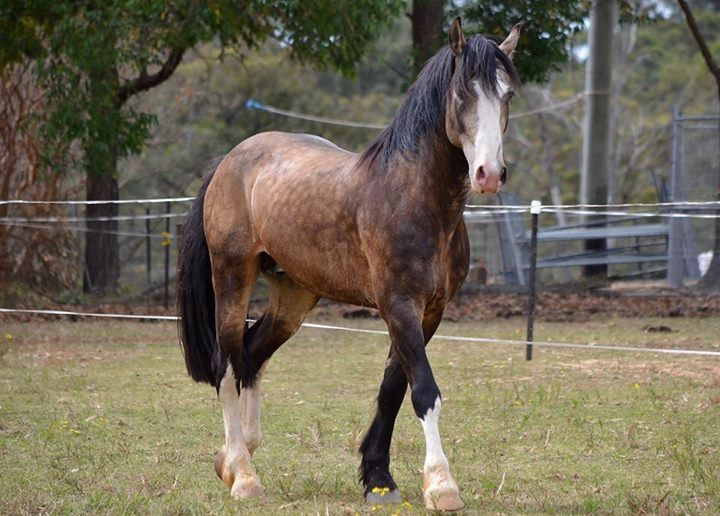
[473, 165, 504, 194]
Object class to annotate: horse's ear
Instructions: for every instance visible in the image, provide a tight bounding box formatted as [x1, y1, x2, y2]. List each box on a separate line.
[499, 22, 524, 58]
[449, 17, 466, 57]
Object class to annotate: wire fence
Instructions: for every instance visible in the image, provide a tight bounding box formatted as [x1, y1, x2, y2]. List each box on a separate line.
[2, 307, 718, 358]
[2, 198, 719, 363]
[2, 196, 720, 295]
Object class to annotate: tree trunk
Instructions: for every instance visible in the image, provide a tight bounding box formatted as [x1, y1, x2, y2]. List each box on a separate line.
[411, 0, 445, 78]
[580, 0, 617, 279]
[82, 59, 120, 294]
[83, 161, 120, 293]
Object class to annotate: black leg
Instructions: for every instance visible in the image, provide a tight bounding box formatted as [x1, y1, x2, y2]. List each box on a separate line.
[359, 352, 406, 500]
[359, 307, 445, 503]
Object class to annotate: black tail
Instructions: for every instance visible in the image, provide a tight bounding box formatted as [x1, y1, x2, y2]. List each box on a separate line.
[177, 171, 218, 386]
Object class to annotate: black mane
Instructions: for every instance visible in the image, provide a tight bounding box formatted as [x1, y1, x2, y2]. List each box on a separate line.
[360, 35, 519, 170]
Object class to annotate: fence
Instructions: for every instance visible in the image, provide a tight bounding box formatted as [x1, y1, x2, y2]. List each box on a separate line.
[668, 108, 720, 285]
[465, 110, 720, 287]
[1, 108, 718, 295]
[3, 197, 720, 306]
[0, 198, 191, 305]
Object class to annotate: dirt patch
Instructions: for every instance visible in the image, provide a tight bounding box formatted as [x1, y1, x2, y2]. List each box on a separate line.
[2, 286, 720, 324]
[307, 288, 720, 322]
[443, 289, 720, 322]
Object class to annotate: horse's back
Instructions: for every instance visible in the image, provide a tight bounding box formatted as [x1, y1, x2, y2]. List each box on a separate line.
[237, 131, 352, 158]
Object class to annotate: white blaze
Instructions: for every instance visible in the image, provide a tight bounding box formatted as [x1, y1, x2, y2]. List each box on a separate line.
[463, 76, 511, 191]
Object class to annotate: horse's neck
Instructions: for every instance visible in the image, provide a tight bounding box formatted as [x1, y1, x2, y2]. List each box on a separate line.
[410, 138, 469, 227]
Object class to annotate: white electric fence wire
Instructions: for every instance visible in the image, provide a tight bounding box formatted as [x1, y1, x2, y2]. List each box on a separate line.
[3, 208, 720, 226]
[0, 221, 172, 239]
[0, 197, 194, 206]
[2, 197, 720, 210]
[542, 208, 720, 219]
[2, 308, 719, 358]
[0, 213, 187, 223]
[0, 308, 179, 321]
[466, 201, 720, 209]
[2, 199, 720, 225]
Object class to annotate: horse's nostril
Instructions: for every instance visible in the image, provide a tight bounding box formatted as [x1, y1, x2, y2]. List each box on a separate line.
[500, 167, 507, 184]
[476, 166, 486, 182]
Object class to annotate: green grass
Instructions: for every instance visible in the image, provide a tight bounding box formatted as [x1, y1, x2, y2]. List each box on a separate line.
[1, 316, 719, 514]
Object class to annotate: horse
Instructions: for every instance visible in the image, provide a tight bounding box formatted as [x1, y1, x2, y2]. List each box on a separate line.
[177, 18, 521, 511]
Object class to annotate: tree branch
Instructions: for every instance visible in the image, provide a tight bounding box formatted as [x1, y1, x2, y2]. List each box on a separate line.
[677, 0, 720, 84]
[116, 46, 185, 105]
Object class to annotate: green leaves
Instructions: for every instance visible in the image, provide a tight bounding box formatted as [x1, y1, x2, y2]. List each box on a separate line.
[453, 0, 589, 84]
[2, 0, 404, 174]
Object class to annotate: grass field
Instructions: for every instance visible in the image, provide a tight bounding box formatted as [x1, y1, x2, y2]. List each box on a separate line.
[1, 316, 719, 514]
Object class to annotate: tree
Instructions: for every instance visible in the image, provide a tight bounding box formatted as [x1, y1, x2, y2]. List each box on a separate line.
[0, 0, 403, 293]
[580, 0, 618, 279]
[411, 0, 445, 77]
[404, 1, 588, 82]
[122, 39, 410, 199]
[456, 0, 588, 83]
[0, 61, 80, 301]
[677, 0, 720, 290]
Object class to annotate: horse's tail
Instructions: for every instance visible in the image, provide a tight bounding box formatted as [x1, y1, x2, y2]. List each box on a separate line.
[177, 171, 218, 386]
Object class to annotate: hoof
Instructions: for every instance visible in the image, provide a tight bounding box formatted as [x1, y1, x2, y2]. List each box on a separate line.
[423, 466, 463, 511]
[230, 476, 265, 499]
[365, 488, 402, 504]
[215, 449, 264, 499]
[424, 488, 464, 511]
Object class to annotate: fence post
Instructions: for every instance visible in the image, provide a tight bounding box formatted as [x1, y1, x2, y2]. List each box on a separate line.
[146, 207, 152, 286]
[164, 201, 171, 309]
[668, 104, 684, 287]
[526, 200, 541, 361]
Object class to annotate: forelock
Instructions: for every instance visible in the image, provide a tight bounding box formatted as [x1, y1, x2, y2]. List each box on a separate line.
[455, 36, 519, 100]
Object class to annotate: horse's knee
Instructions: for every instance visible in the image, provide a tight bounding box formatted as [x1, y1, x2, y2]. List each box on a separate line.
[410, 380, 441, 419]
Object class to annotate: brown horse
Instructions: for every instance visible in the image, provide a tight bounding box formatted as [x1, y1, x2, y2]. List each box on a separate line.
[177, 18, 520, 511]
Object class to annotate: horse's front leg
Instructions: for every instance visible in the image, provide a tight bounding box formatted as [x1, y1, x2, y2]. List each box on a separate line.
[383, 299, 463, 511]
[360, 310, 444, 504]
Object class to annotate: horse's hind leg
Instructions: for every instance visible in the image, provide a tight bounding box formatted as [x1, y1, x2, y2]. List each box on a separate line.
[238, 268, 319, 457]
[212, 256, 264, 499]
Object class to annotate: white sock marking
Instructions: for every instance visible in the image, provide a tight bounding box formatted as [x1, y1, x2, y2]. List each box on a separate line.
[219, 364, 251, 457]
[419, 396, 449, 474]
[240, 366, 264, 453]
